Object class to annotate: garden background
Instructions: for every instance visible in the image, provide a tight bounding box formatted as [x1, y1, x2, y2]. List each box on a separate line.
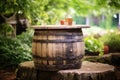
[0, 0, 120, 80]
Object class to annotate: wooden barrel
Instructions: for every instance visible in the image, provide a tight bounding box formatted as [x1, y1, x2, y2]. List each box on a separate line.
[32, 25, 88, 71]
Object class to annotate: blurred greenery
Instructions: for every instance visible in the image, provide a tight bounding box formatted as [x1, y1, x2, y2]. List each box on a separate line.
[99, 30, 120, 52]
[82, 26, 106, 36]
[84, 36, 104, 56]
[0, 29, 33, 69]
[0, 23, 13, 36]
[0, 0, 120, 25]
[0, 0, 120, 68]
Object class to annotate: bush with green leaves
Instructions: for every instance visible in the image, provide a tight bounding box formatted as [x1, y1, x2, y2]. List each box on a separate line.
[99, 30, 120, 52]
[17, 28, 34, 47]
[0, 29, 33, 69]
[0, 23, 13, 36]
[84, 37, 104, 56]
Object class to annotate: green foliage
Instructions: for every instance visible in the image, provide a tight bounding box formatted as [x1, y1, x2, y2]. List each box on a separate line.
[0, 29, 33, 69]
[0, 0, 70, 25]
[70, 0, 94, 16]
[84, 37, 104, 56]
[1, 0, 120, 25]
[99, 30, 120, 52]
[0, 23, 13, 36]
[0, 0, 49, 23]
[32, 0, 70, 24]
[108, 0, 120, 10]
[17, 28, 34, 47]
[0, 0, 31, 14]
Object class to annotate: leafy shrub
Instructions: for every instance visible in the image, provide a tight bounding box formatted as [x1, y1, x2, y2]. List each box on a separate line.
[17, 28, 34, 47]
[0, 29, 33, 69]
[0, 23, 13, 36]
[84, 37, 104, 56]
[99, 30, 120, 52]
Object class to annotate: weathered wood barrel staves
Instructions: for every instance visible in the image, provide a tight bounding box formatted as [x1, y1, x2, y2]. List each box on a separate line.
[32, 25, 89, 71]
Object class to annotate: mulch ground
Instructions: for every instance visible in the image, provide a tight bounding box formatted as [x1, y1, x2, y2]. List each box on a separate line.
[116, 66, 120, 80]
[0, 66, 120, 80]
[0, 70, 16, 80]
[0, 67, 16, 80]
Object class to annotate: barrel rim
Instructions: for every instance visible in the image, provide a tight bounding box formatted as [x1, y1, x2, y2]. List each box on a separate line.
[31, 25, 90, 30]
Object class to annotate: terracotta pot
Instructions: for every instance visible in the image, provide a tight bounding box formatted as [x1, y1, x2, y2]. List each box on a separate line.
[104, 45, 109, 54]
[60, 20, 64, 25]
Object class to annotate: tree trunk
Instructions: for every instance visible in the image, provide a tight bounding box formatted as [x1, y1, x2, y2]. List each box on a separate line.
[17, 61, 116, 80]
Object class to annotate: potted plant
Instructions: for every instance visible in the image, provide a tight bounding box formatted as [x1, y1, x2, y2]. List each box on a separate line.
[99, 30, 120, 53]
[104, 44, 109, 54]
[84, 36, 104, 56]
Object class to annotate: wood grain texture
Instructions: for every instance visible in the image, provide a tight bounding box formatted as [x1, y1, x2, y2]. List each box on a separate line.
[31, 25, 90, 30]
[32, 28, 84, 71]
[17, 61, 116, 80]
